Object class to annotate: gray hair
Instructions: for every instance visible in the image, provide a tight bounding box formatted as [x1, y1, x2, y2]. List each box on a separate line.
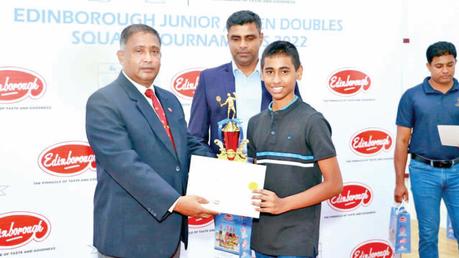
[119, 24, 161, 48]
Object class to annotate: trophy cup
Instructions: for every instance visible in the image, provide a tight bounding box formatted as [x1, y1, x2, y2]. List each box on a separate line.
[214, 92, 248, 162]
[213, 93, 252, 257]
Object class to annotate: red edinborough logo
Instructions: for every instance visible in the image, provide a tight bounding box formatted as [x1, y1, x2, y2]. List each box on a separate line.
[171, 69, 201, 99]
[351, 240, 393, 258]
[328, 69, 371, 96]
[188, 217, 214, 228]
[38, 141, 96, 177]
[0, 67, 46, 103]
[399, 215, 408, 223]
[350, 128, 393, 156]
[328, 183, 372, 211]
[0, 212, 51, 249]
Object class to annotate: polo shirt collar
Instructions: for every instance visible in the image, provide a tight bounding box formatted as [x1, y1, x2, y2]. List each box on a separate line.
[422, 76, 459, 94]
[269, 95, 299, 113]
[451, 78, 459, 91]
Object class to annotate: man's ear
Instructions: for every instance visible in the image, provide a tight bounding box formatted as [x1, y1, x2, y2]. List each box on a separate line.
[117, 50, 125, 65]
[425, 62, 431, 72]
[296, 65, 303, 80]
[259, 32, 264, 42]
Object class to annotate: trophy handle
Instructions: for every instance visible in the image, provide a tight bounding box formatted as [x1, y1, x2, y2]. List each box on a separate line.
[214, 139, 228, 160]
[235, 139, 249, 162]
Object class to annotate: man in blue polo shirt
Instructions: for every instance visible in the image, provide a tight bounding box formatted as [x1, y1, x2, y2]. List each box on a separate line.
[394, 41, 459, 258]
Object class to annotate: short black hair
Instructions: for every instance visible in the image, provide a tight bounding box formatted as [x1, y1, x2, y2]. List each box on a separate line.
[120, 24, 161, 48]
[426, 41, 456, 63]
[226, 10, 261, 31]
[261, 40, 301, 70]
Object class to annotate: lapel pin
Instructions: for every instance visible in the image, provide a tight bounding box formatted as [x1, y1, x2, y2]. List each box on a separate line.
[168, 107, 173, 112]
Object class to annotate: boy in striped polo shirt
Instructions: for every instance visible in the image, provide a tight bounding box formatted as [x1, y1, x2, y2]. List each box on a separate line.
[248, 41, 343, 258]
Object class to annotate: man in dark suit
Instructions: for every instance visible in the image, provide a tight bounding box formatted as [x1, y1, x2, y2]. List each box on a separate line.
[86, 24, 216, 258]
[188, 10, 301, 154]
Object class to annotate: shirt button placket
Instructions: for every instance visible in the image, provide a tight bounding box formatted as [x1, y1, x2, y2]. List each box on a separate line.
[269, 113, 277, 144]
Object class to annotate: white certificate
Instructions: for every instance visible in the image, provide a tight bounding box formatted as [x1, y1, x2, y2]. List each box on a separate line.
[187, 155, 266, 218]
[438, 125, 459, 147]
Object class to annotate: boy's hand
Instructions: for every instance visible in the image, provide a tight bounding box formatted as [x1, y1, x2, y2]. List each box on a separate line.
[252, 189, 287, 215]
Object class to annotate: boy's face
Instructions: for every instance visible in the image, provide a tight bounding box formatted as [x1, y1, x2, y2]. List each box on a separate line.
[262, 54, 302, 108]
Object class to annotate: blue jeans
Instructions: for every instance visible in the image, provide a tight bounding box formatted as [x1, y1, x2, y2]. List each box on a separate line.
[409, 160, 459, 258]
[255, 251, 314, 258]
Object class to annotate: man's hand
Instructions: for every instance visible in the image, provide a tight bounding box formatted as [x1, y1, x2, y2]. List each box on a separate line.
[252, 189, 287, 215]
[394, 183, 409, 203]
[393, 126, 411, 203]
[174, 195, 218, 218]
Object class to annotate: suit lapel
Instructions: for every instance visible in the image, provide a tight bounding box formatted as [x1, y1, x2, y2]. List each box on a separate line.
[223, 63, 237, 113]
[137, 96, 177, 157]
[155, 88, 185, 161]
[119, 74, 177, 158]
[224, 62, 236, 94]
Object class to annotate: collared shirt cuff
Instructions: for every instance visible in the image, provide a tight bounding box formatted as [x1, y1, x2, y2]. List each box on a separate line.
[169, 197, 180, 213]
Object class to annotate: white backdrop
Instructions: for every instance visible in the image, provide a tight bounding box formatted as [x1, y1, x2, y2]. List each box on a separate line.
[0, 0, 457, 257]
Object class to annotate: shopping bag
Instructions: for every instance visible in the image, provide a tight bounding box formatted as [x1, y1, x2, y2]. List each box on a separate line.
[214, 213, 252, 257]
[389, 202, 411, 253]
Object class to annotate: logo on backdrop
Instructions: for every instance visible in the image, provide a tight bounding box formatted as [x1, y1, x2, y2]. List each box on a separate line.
[0, 67, 46, 104]
[350, 240, 393, 258]
[38, 141, 96, 177]
[328, 69, 371, 96]
[328, 183, 373, 212]
[188, 216, 214, 228]
[0, 212, 51, 249]
[350, 128, 392, 156]
[171, 69, 201, 100]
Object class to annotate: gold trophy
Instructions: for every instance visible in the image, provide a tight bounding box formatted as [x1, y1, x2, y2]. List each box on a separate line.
[213, 93, 253, 256]
[215, 92, 248, 162]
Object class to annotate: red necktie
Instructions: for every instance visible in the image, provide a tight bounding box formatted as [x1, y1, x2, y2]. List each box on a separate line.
[145, 89, 176, 149]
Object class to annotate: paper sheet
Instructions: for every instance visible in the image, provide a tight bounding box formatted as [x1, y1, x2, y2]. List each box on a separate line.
[187, 155, 266, 218]
[438, 125, 459, 147]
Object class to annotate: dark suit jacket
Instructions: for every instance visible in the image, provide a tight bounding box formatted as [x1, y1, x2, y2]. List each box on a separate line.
[86, 72, 210, 258]
[188, 62, 302, 154]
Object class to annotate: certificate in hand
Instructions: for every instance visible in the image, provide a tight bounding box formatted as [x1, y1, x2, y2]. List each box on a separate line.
[438, 125, 459, 147]
[187, 155, 266, 218]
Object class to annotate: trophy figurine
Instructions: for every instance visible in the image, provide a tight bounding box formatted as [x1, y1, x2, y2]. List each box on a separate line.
[215, 92, 248, 162]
